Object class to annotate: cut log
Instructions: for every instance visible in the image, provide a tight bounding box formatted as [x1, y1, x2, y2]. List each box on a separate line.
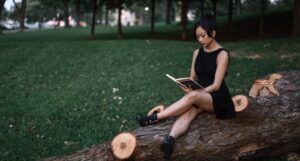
[287, 153, 300, 161]
[147, 105, 165, 116]
[111, 132, 136, 159]
[43, 71, 300, 161]
[232, 95, 249, 112]
[249, 73, 283, 98]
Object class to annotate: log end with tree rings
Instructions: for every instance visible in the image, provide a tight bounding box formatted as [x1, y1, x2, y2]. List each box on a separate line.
[148, 105, 165, 116]
[249, 73, 282, 98]
[268, 73, 282, 81]
[232, 95, 249, 112]
[111, 132, 136, 160]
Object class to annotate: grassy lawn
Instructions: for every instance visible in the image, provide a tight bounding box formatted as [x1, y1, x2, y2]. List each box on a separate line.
[0, 15, 299, 161]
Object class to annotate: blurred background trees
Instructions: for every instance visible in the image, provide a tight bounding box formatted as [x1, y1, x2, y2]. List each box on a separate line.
[0, 0, 298, 38]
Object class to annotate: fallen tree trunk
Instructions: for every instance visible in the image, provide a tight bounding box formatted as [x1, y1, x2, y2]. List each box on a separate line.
[44, 71, 300, 161]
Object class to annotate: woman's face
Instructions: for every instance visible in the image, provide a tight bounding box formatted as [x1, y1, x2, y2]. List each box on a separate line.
[195, 27, 215, 47]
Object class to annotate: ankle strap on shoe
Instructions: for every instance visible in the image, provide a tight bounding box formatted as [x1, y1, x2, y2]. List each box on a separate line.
[166, 135, 175, 143]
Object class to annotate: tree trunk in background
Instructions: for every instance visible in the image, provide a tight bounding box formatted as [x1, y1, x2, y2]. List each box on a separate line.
[166, 0, 171, 25]
[64, 3, 69, 28]
[181, 0, 187, 40]
[54, 7, 60, 28]
[235, 0, 240, 16]
[259, 0, 266, 35]
[43, 71, 300, 161]
[105, 6, 108, 26]
[19, 0, 26, 32]
[98, 5, 102, 25]
[171, 0, 175, 22]
[0, 0, 5, 33]
[291, 0, 300, 38]
[212, 0, 217, 20]
[228, 0, 233, 30]
[90, 0, 97, 39]
[13, 0, 26, 32]
[150, 0, 155, 33]
[117, 0, 123, 39]
[201, 0, 204, 19]
[0, 0, 5, 24]
[75, 0, 81, 27]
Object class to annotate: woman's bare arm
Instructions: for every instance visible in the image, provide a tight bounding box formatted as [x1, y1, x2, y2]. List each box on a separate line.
[204, 50, 229, 93]
[190, 49, 199, 80]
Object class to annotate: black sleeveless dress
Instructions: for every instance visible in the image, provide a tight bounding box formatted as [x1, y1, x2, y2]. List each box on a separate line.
[194, 47, 236, 119]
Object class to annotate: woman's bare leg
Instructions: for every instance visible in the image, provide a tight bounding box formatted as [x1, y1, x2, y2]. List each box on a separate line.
[169, 106, 203, 139]
[157, 91, 213, 120]
[160, 105, 205, 160]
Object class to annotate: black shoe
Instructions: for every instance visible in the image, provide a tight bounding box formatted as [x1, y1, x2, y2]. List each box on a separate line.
[135, 114, 158, 127]
[160, 135, 175, 160]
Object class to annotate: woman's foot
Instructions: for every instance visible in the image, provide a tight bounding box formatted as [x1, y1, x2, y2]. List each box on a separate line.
[160, 135, 175, 160]
[135, 114, 158, 126]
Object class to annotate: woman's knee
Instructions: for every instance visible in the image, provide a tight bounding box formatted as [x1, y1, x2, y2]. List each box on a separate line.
[185, 91, 199, 103]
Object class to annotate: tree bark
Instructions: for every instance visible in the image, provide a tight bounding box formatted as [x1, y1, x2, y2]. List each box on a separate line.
[13, 0, 26, 32]
[150, 0, 155, 33]
[19, 0, 26, 32]
[43, 71, 300, 161]
[228, 0, 233, 31]
[171, 0, 175, 22]
[259, 0, 266, 35]
[235, 0, 240, 16]
[117, 0, 123, 39]
[166, 0, 171, 25]
[64, 2, 69, 28]
[98, 5, 103, 25]
[181, 0, 188, 40]
[75, 0, 81, 27]
[212, 0, 217, 20]
[291, 0, 300, 38]
[105, 6, 109, 26]
[0, 0, 6, 23]
[54, 7, 60, 28]
[201, 0, 205, 19]
[90, 0, 97, 39]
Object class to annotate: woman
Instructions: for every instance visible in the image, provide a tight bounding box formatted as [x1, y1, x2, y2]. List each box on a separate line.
[136, 17, 236, 160]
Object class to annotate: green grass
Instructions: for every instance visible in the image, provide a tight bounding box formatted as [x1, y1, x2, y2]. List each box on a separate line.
[0, 12, 299, 161]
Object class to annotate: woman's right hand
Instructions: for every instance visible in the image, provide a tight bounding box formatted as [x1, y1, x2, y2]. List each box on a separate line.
[180, 86, 192, 94]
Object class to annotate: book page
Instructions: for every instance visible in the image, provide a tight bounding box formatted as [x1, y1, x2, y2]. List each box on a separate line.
[178, 79, 203, 89]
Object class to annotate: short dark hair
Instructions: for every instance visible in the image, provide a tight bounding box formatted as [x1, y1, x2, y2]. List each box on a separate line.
[194, 15, 216, 37]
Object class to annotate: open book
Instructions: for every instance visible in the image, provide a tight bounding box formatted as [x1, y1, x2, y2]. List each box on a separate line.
[166, 74, 204, 90]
